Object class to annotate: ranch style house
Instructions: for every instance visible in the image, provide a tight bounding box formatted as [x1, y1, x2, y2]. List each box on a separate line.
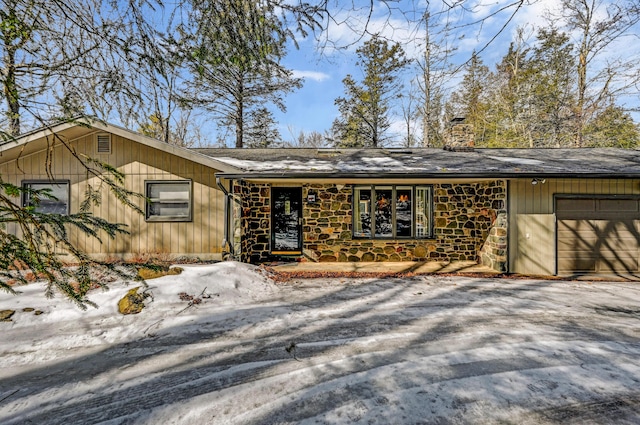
[3, 118, 640, 278]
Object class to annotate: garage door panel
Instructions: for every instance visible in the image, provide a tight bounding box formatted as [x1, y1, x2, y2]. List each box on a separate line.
[599, 239, 638, 251]
[557, 234, 600, 247]
[558, 220, 598, 231]
[598, 251, 637, 261]
[556, 197, 640, 275]
[558, 225, 638, 246]
[558, 256, 596, 272]
[597, 199, 638, 212]
[598, 256, 638, 273]
[597, 220, 639, 251]
[557, 252, 599, 259]
[557, 222, 599, 250]
[596, 219, 638, 233]
[556, 199, 596, 215]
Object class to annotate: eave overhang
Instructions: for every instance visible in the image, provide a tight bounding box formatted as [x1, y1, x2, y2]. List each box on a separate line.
[0, 119, 243, 174]
[215, 171, 640, 181]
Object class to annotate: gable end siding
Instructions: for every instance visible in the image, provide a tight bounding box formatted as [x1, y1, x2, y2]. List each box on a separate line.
[0, 134, 225, 259]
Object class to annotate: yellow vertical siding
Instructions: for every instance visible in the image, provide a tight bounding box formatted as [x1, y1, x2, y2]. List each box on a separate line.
[509, 178, 640, 275]
[1, 134, 225, 259]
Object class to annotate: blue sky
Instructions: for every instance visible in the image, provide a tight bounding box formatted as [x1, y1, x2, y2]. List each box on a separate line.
[270, 0, 546, 142]
[261, 0, 640, 146]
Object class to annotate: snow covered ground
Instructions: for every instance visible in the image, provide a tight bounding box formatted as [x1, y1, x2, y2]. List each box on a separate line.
[1, 262, 640, 424]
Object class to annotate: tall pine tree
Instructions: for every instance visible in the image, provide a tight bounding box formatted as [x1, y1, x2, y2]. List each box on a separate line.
[447, 53, 491, 146]
[184, 0, 301, 148]
[528, 27, 576, 147]
[332, 34, 410, 148]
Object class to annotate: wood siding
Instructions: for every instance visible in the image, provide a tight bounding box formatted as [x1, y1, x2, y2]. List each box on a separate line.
[0, 133, 225, 259]
[509, 178, 640, 275]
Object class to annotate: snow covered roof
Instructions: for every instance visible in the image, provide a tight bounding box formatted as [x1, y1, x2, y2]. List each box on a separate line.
[193, 147, 640, 179]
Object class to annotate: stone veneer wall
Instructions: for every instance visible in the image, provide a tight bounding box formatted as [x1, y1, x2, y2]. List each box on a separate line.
[236, 180, 507, 271]
[303, 185, 354, 261]
[234, 181, 271, 263]
[478, 211, 508, 272]
[433, 181, 506, 267]
[444, 121, 475, 150]
[302, 181, 507, 269]
[233, 180, 249, 262]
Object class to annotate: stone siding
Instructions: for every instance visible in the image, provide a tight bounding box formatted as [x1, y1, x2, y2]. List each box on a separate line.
[444, 120, 475, 151]
[303, 185, 354, 261]
[236, 181, 507, 270]
[302, 181, 506, 267]
[235, 181, 271, 263]
[432, 181, 505, 266]
[479, 211, 508, 272]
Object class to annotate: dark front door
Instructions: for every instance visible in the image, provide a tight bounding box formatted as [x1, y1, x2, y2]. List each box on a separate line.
[271, 187, 303, 254]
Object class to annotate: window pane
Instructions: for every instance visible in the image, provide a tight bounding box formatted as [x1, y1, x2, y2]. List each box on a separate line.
[148, 182, 190, 200]
[148, 201, 189, 218]
[24, 182, 69, 214]
[375, 187, 393, 238]
[396, 187, 412, 237]
[415, 187, 431, 238]
[353, 188, 371, 237]
[146, 181, 191, 221]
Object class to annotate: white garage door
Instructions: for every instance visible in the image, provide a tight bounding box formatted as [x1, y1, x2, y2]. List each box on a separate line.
[556, 197, 640, 275]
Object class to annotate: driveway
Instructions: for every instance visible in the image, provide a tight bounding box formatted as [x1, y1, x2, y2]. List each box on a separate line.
[1, 272, 639, 424]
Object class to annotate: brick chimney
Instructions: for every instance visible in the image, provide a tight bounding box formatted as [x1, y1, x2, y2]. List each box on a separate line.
[443, 117, 475, 152]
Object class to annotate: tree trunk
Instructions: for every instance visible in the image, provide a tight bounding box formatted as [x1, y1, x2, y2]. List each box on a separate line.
[235, 79, 244, 148]
[422, 12, 431, 147]
[2, 21, 20, 136]
[4, 52, 20, 136]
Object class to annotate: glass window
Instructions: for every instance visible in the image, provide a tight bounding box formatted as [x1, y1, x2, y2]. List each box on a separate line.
[23, 181, 70, 215]
[353, 185, 432, 239]
[396, 187, 412, 237]
[415, 187, 431, 238]
[375, 187, 393, 238]
[353, 187, 371, 237]
[146, 180, 192, 222]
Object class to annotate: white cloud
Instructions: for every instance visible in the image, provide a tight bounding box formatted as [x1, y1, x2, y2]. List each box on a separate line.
[291, 70, 331, 82]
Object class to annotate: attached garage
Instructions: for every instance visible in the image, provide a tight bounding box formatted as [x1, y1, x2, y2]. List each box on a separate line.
[556, 196, 640, 275]
[509, 176, 640, 277]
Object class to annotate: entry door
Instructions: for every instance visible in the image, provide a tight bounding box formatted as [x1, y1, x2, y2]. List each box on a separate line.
[271, 187, 302, 254]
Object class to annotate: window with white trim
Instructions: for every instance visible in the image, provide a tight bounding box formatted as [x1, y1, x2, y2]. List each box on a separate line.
[22, 181, 70, 215]
[353, 185, 432, 239]
[145, 180, 192, 222]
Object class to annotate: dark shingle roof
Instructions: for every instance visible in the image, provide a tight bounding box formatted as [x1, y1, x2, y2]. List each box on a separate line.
[192, 147, 640, 179]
